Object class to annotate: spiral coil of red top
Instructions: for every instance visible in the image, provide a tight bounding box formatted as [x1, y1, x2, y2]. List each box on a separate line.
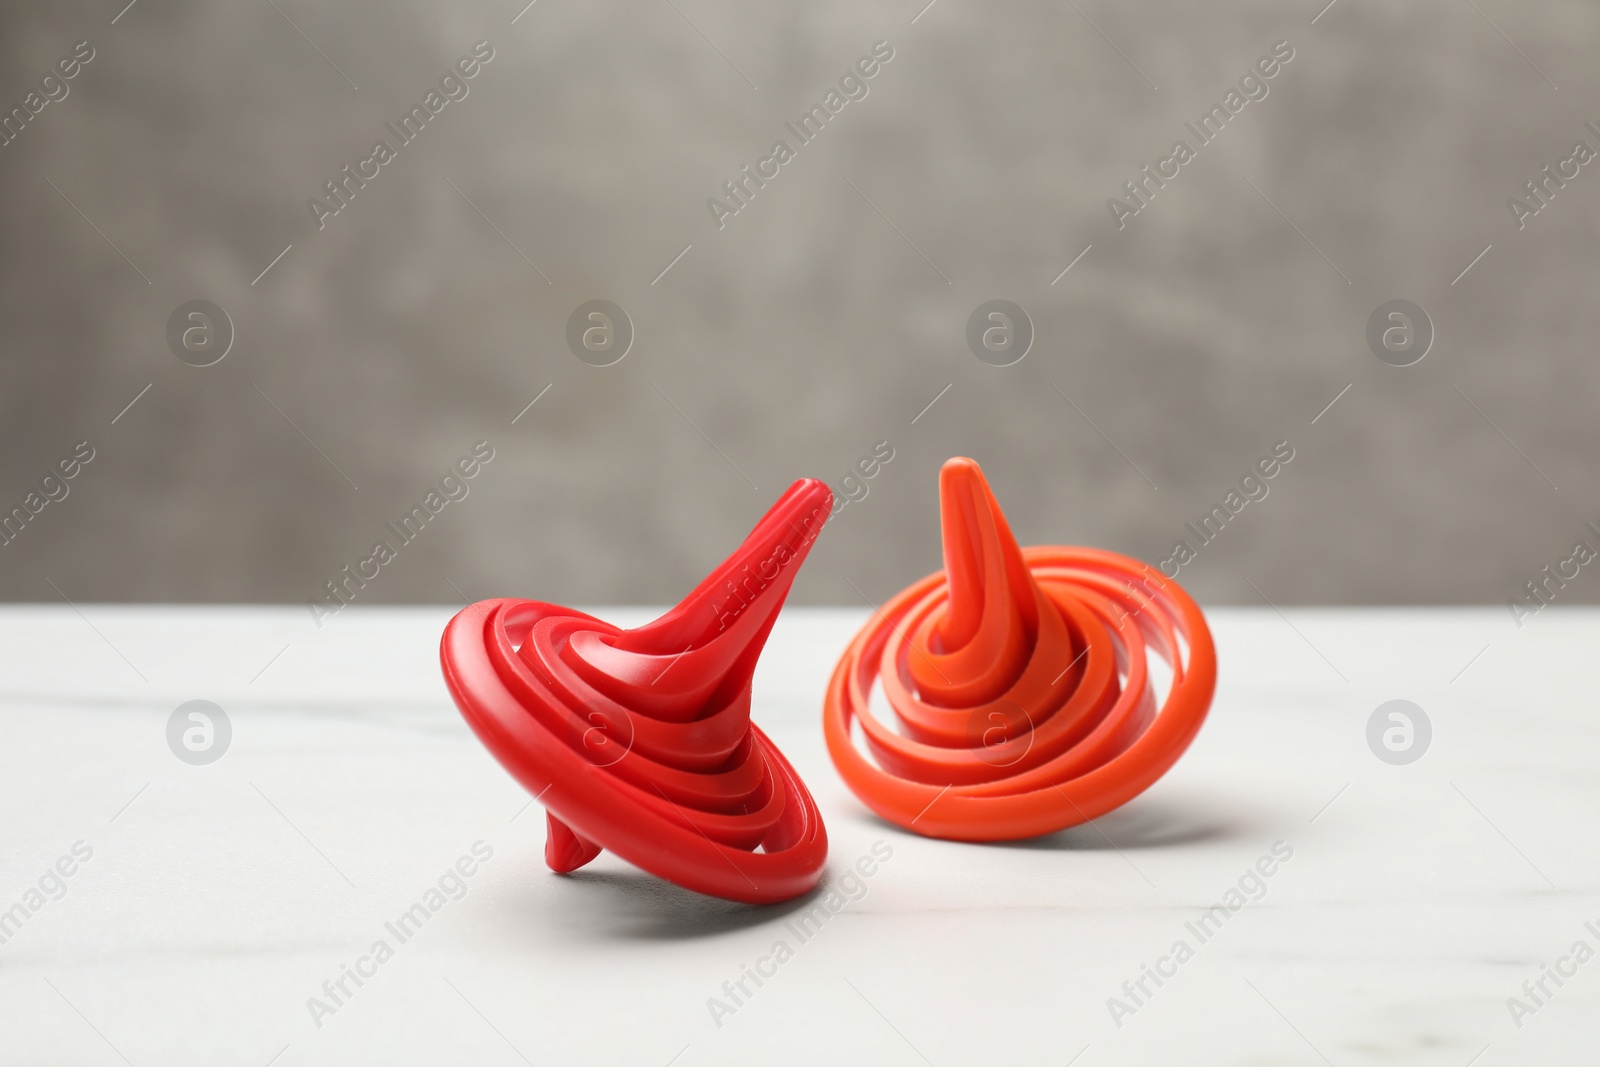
[441, 479, 833, 903]
[823, 458, 1216, 841]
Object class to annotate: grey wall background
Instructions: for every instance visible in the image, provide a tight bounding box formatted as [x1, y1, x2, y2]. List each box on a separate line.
[1, 0, 1597, 610]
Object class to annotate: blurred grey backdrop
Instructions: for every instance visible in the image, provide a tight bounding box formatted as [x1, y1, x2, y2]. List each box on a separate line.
[2, 0, 1598, 610]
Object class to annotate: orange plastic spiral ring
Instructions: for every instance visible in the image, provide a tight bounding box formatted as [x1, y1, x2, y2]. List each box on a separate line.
[822, 457, 1216, 841]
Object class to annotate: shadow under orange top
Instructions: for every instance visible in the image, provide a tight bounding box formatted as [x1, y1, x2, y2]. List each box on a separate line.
[822, 458, 1216, 841]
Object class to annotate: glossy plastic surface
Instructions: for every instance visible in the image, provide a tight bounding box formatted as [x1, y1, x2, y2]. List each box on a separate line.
[441, 479, 833, 903]
[823, 457, 1216, 841]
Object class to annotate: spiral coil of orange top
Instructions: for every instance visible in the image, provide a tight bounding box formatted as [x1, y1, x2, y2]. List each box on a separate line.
[822, 458, 1216, 841]
[441, 479, 833, 904]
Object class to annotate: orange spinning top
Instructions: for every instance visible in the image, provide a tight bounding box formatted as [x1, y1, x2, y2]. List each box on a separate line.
[823, 458, 1216, 841]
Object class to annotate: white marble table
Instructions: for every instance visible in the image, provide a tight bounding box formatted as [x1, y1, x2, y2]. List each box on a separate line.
[1, 605, 1594, 1066]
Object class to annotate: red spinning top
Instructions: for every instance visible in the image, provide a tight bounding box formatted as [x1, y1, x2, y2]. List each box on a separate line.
[823, 457, 1216, 841]
[441, 479, 833, 904]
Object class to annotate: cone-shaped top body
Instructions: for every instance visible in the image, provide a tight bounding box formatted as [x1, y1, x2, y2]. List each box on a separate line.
[909, 457, 1050, 707]
[439, 477, 834, 903]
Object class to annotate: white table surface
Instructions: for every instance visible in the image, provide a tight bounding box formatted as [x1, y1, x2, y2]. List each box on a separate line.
[1, 605, 1595, 1066]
